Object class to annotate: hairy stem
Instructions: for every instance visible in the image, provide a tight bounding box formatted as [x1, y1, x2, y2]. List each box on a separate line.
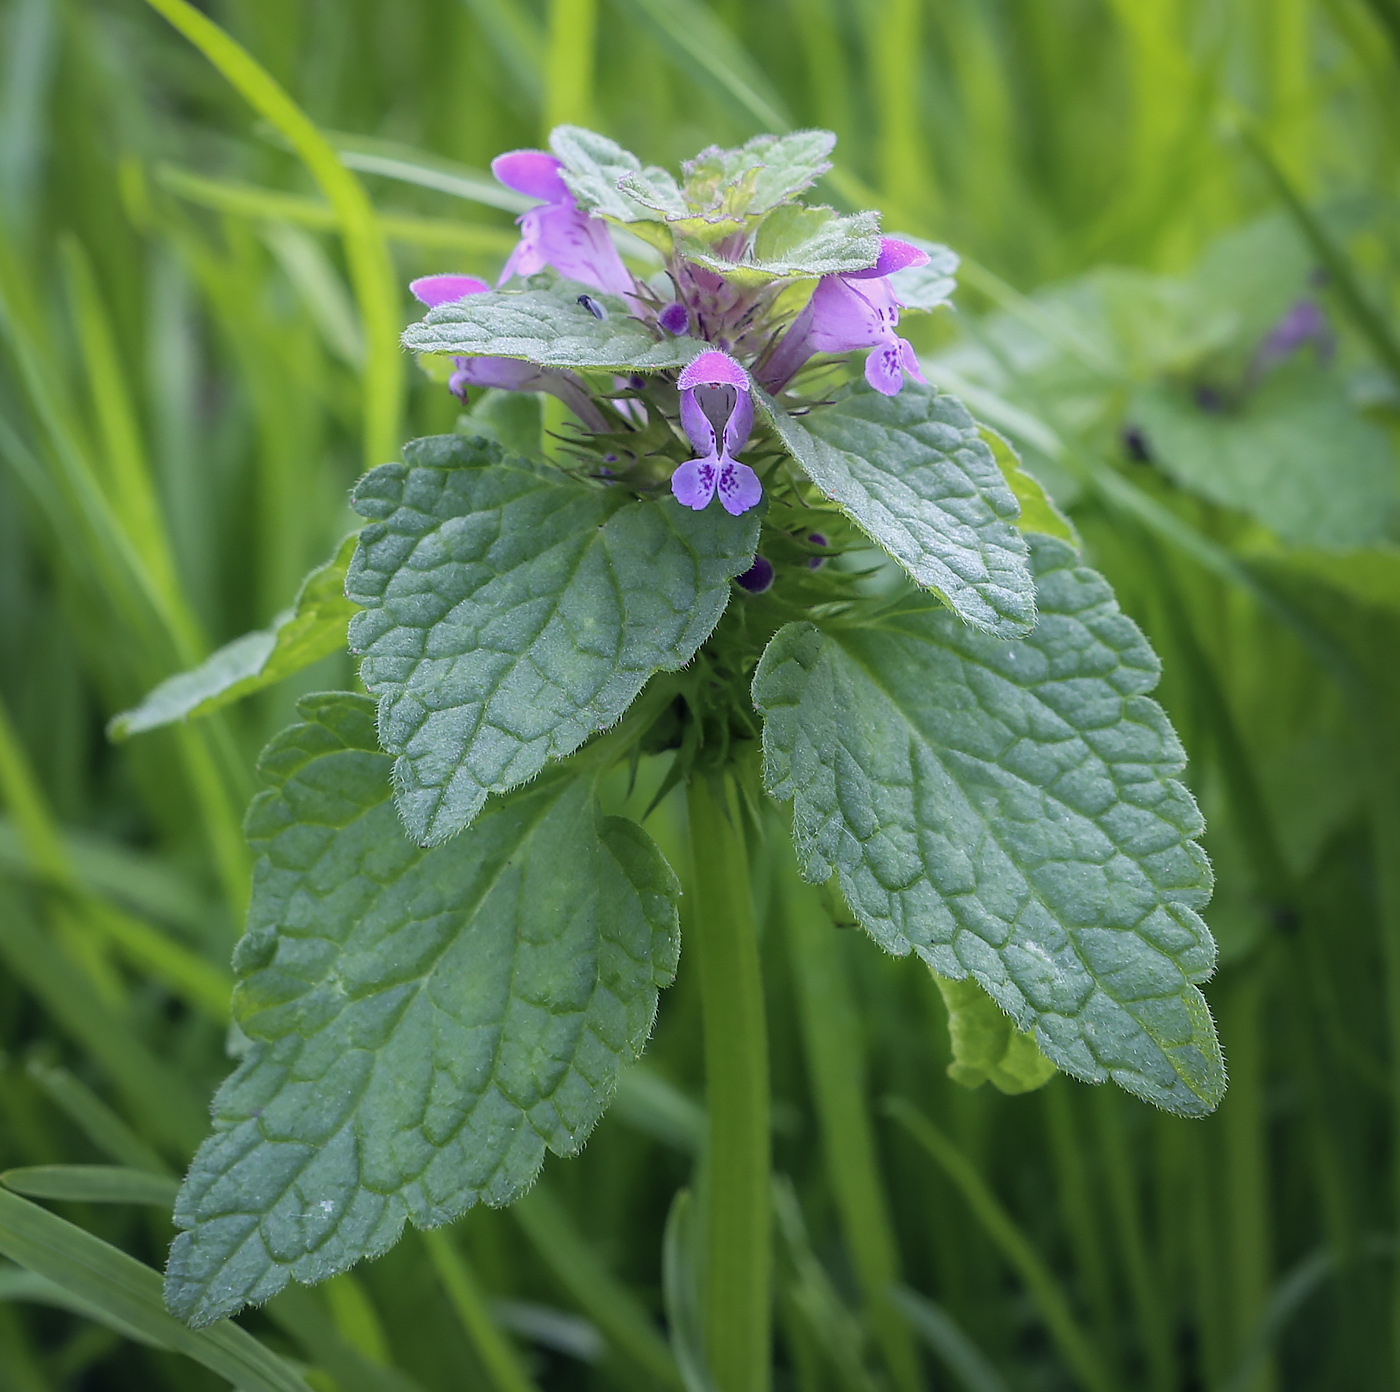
[687, 772, 771, 1392]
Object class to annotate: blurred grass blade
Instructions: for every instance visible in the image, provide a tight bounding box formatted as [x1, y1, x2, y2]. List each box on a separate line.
[0, 1260, 162, 1346]
[460, 0, 545, 105]
[268, 1286, 425, 1392]
[0, 887, 207, 1157]
[0, 1188, 310, 1391]
[25, 1061, 170, 1177]
[662, 1188, 716, 1392]
[314, 133, 530, 212]
[513, 1181, 683, 1387]
[0, 0, 58, 234]
[885, 1099, 1117, 1392]
[545, 0, 597, 132]
[607, 0, 792, 132]
[421, 1228, 541, 1392]
[610, 1064, 706, 1154]
[142, 0, 402, 467]
[1238, 120, 1400, 388]
[889, 1288, 1009, 1392]
[780, 867, 923, 1392]
[1, 1166, 179, 1208]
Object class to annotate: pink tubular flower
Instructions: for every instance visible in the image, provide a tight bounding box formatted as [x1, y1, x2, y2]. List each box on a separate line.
[760, 237, 931, 396]
[670, 350, 762, 516]
[492, 150, 633, 296]
[409, 275, 606, 431]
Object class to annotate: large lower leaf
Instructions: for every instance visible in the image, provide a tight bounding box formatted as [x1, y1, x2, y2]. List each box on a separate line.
[165, 693, 679, 1327]
[110, 537, 357, 739]
[760, 384, 1035, 638]
[753, 534, 1223, 1116]
[401, 281, 703, 372]
[347, 435, 758, 845]
[1131, 361, 1399, 549]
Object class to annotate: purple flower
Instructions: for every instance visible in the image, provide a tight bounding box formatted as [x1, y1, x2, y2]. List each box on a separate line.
[760, 238, 931, 396]
[1251, 298, 1334, 381]
[409, 276, 606, 430]
[492, 150, 633, 297]
[410, 274, 491, 307]
[658, 301, 690, 336]
[670, 350, 762, 516]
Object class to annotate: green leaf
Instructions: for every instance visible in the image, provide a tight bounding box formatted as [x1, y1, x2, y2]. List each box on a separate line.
[401, 281, 703, 372]
[681, 205, 880, 287]
[1, 1165, 180, 1208]
[931, 975, 1057, 1095]
[1131, 361, 1400, 548]
[681, 131, 835, 218]
[759, 383, 1036, 638]
[752, 534, 1223, 1116]
[548, 125, 679, 225]
[109, 536, 356, 739]
[886, 235, 959, 313]
[979, 426, 1080, 549]
[347, 435, 758, 845]
[165, 692, 680, 1327]
[0, 1188, 309, 1391]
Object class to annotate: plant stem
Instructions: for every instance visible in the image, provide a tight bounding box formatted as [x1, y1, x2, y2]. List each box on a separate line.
[687, 772, 771, 1392]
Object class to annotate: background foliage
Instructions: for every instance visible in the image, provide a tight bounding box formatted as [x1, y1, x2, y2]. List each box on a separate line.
[1, 0, 1399, 1388]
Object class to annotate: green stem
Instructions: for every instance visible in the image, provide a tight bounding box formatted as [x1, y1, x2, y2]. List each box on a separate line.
[686, 772, 771, 1392]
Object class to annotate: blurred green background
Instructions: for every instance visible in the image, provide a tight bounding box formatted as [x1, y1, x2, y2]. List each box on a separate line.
[2, 0, 1399, 1388]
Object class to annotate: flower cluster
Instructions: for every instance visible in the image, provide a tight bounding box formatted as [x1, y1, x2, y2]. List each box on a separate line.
[407, 129, 956, 521]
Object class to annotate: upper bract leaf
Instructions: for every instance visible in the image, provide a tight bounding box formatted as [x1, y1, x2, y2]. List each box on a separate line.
[549, 126, 680, 225]
[682, 131, 836, 215]
[759, 383, 1036, 638]
[401, 282, 704, 372]
[108, 537, 357, 739]
[347, 435, 759, 845]
[752, 535, 1223, 1116]
[681, 206, 881, 287]
[164, 692, 680, 1327]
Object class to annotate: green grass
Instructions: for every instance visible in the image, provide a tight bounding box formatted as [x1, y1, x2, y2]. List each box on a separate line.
[1, 0, 1398, 1387]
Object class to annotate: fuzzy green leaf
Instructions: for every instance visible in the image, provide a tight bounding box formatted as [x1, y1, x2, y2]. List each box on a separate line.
[549, 126, 679, 225]
[401, 281, 704, 372]
[932, 974, 1057, 1095]
[165, 692, 679, 1327]
[347, 435, 758, 845]
[681, 205, 880, 287]
[753, 534, 1223, 1116]
[760, 383, 1036, 637]
[1131, 361, 1399, 548]
[109, 537, 356, 739]
[680, 131, 835, 218]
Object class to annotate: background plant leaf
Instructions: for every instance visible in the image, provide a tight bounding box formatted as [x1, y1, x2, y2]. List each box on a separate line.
[165, 691, 680, 1327]
[931, 974, 1057, 1095]
[347, 434, 758, 845]
[109, 536, 357, 739]
[753, 534, 1222, 1116]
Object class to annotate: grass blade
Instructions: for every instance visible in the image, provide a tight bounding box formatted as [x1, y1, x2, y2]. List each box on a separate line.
[889, 1288, 1009, 1392]
[0, 1188, 310, 1392]
[1, 1166, 179, 1208]
[885, 1098, 1117, 1392]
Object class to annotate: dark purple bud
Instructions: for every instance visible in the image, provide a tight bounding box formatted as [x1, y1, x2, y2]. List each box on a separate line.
[1252, 297, 1333, 378]
[577, 293, 608, 320]
[659, 301, 690, 335]
[736, 555, 774, 593]
[1122, 426, 1151, 463]
[1194, 385, 1225, 413]
[807, 532, 828, 569]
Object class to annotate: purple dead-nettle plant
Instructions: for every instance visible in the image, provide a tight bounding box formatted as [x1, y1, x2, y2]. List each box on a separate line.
[144, 126, 1224, 1336]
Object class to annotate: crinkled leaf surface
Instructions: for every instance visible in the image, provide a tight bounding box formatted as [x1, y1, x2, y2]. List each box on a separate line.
[1131, 361, 1399, 548]
[752, 535, 1223, 1116]
[684, 131, 834, 213]
[759, 383, 1035, 637]
[932, 973, 1056, 1095]
[887, 236, 959, 312]
[165, 692, 679, 1327]
[347, 435, 759, 845]
[682, 205, 880, 288]
[401, 282, 703, 372]
[109, 537, 357, 739]
[549, 126, 678, 225]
